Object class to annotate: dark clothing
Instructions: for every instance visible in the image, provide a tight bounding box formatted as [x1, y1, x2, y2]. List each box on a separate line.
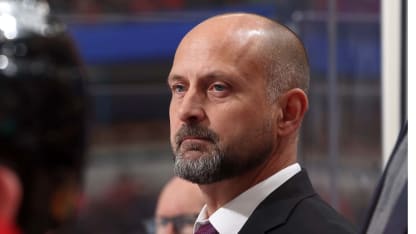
[239, 170, 357, 234]
[361, 122, 407, 234]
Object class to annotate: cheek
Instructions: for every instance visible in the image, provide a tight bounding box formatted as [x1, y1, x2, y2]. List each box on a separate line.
[213, 106, 271, 141]
[209, 108, 255, 138]
[169, 102, 175, 121]
[169, 109, 176, 129]
[169, 104, 179, 132]
[169, 122, 178, 145]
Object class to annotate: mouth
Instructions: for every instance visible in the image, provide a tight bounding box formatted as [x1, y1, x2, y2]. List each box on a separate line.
[180, 136, 212, 145]
[174, 125, 219, 150]
[175, 136, 213, 159]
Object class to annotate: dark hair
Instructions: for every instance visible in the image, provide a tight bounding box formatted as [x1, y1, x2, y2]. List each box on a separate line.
[0, 1, 88, 233]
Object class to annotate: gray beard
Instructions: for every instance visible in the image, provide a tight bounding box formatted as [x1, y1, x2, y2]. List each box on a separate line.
[173, 141, 270, 184]
[173, 143, 225, 184]
[172, 124, 272, 184]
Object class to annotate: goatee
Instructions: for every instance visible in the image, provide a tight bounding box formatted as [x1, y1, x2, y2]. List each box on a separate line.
[173, 124, 226, 184]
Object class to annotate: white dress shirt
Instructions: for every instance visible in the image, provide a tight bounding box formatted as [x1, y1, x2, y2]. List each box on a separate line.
[194, 163, 301, 234]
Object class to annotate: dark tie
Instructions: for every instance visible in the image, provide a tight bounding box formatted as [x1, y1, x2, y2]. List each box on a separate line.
[195, 222, 218, 234]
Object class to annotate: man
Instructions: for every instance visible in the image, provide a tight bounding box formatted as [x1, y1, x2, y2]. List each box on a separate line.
[0, 1, 87, 233]
[155, 177, 205, 234]
[167, 13, 357, 234]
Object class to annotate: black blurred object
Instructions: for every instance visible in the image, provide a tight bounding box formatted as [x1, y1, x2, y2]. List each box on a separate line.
[361, 121, 407, 234]
[0, 0, 87, 233]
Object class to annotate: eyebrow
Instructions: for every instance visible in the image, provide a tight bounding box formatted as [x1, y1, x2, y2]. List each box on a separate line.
[167, 74, 185, 85]
[204, 71, 231, 79]
[169, 70, 236, 80]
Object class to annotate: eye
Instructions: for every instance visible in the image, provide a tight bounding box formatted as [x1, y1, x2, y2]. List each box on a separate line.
[208, 82, 229, 97]
[171, 83, 186, 94]
[212, 84, 226, 91]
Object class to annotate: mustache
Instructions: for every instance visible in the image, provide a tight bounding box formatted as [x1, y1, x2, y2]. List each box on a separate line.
[175, 125, 219, 146]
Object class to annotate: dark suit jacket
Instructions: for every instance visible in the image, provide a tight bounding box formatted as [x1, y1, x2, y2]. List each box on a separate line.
[239, 170, 357, 234]
[361, 122, 407, 234]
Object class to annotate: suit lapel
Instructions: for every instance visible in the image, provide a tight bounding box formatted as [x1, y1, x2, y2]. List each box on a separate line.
[238, 170, 316, 234]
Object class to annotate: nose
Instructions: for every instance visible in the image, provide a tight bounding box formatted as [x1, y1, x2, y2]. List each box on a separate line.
[177, 90, 206, 124]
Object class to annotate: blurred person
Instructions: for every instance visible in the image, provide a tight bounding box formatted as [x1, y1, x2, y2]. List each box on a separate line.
[61, 173, 148, 234]
[0, 1, 87, 233]
[155, 177, 204, 234]
[361, 122, 407, 234]
[167, 13, 357, 233]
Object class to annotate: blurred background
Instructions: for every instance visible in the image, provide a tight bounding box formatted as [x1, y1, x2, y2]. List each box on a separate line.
[42, 0, 405, 233]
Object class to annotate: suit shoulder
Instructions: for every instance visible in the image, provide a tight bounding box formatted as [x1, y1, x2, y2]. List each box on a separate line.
[271, 194, 358, 234]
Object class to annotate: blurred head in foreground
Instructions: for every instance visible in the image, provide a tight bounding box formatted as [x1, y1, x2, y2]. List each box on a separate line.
[155, 177, 204, 234]
[0, 1, 87, 233]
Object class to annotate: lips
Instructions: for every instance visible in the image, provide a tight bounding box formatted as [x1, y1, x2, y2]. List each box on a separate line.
[174, 125, 219, 150]
[180, 136, 212, 146]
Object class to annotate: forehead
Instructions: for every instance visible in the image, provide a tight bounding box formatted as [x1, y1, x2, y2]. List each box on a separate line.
[156, 183, 203, 215]
[169, 25, 266, 82]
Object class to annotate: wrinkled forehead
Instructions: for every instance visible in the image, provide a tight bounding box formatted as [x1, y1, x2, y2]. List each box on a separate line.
[171, 20, 269, 77]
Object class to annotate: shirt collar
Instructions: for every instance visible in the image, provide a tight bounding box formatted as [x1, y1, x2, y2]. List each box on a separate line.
[194, 163, 301, 234]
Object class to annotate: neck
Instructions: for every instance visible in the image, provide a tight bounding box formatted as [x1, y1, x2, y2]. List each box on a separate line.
[199, 139, 297, 216]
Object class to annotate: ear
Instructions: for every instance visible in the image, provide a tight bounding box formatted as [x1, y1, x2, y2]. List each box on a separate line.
[0, 166, 22, 223]
[276, 88, 309, 136]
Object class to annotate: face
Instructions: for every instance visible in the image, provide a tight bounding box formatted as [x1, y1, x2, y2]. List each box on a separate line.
[155, 178, 203, 234]
[168, 25, 278, 184]
[155, 214, 198, 234]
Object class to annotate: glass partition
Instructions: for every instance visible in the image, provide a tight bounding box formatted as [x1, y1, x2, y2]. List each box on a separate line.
[53, 0, 382, 232]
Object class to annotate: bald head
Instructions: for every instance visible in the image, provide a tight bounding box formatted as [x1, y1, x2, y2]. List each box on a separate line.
[155, 177, 204, 234]
[156, 177, 204, 217]
[173, 13, 309, 101]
